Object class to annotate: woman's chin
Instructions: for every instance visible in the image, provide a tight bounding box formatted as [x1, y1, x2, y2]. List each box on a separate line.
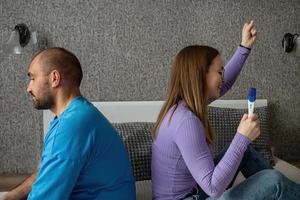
[214, 91, 221, 99]
[208, 93, 220, 100]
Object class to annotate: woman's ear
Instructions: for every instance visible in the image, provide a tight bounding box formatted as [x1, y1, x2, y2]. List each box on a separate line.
[49, 69, 61, 88]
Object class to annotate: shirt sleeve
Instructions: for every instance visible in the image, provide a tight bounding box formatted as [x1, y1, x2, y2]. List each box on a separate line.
[27, 155, 81, 200]
[28, 119, 93, 200]
[220, 46, 251, 97]
[173, 116, 251, 198]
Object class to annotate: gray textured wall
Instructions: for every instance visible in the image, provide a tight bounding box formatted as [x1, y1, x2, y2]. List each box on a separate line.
[0, 0, 299, 173]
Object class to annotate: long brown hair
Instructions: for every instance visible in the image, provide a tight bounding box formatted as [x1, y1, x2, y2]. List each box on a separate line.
[152, 45, 219, 144]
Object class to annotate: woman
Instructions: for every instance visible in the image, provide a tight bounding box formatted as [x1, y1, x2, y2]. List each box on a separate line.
[151, 21, 300, 200]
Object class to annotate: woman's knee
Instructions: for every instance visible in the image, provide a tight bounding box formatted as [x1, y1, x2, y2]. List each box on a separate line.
[243, 146, 273, 168]
[259, 169, 284, 183]
[245, 145, 260, 157]
[243, 146, 257, 158]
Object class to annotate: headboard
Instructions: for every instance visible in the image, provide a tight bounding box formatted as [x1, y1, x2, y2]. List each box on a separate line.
[43, 99, 267, 137]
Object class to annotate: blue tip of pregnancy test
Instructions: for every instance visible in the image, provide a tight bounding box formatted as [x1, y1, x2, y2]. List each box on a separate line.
[248, 88, 256, 102]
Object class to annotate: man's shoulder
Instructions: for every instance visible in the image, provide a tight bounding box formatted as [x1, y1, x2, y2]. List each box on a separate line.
[60, 99, 114, 133]
[66, 98, 102, 120]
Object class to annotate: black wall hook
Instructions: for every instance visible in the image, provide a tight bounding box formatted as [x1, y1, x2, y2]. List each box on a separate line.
[14, 23, 31, 47]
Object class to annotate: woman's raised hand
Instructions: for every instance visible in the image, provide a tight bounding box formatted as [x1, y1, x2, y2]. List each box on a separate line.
[241, 20, 257, 48]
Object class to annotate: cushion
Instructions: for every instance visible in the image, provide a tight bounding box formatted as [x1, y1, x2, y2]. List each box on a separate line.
[113, 106, 274, 182]
[113, 122, 153, 181]
[208, 106, 274, 165]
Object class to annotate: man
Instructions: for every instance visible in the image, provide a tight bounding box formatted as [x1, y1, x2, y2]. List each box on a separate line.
[1, 48, 136, 200]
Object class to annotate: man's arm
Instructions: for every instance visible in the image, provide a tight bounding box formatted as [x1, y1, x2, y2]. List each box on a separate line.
[28, 156, 82, 200]
[0, 173, 36, 200]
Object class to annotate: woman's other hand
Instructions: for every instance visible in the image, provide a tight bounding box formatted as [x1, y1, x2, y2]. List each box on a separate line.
[237, 114, 260, 141]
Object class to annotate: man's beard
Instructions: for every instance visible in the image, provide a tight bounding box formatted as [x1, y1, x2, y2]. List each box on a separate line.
[31, 90, 55, 110]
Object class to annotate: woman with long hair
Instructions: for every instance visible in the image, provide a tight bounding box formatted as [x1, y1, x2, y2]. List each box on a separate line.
[151, 21, 300, 200]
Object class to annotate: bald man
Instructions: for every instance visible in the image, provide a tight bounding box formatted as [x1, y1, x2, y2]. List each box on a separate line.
[1, 48, 136, 200]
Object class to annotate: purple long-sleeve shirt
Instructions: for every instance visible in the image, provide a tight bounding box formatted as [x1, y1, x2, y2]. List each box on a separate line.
[152, 46, 252, 200]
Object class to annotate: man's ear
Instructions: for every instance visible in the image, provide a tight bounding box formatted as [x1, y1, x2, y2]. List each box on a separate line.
[49, 70, 61, 88]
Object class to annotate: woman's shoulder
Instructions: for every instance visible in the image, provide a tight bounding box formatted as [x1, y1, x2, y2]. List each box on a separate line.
[168, 101, 203, 130]
[174, 101, 198, 120]
[169, 104, 206, 143]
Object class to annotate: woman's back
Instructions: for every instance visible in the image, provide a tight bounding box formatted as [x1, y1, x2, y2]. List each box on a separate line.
[152, 100, 209, 199]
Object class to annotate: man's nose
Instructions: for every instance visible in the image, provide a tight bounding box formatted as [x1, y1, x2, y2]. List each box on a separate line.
[27, 83, 31, 93]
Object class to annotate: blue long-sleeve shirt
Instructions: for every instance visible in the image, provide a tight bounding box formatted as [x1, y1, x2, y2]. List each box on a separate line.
[28, 96, 136, 200]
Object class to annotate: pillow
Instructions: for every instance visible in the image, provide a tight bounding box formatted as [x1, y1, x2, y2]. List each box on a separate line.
[208, 106, 274, 165]
[113, 122, 154, 181]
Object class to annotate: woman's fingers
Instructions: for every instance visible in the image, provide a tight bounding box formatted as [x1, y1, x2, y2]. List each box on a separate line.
[248, 20, 254, 30]
[250, 114, 258, 121]
[251, 29, 257, 37]
[244, 20, 254, 32]
[242, 113, 248, 121]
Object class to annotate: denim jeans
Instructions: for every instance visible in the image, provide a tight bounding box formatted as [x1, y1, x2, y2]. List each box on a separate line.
[182, 146, 300, 200]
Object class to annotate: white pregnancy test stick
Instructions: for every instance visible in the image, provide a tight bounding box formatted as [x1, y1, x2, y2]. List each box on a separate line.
[248, 88, 256, 117]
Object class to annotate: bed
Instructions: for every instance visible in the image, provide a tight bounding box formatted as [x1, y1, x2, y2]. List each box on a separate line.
[41, 99, 300, 199]
[0, 101, 299, 200]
